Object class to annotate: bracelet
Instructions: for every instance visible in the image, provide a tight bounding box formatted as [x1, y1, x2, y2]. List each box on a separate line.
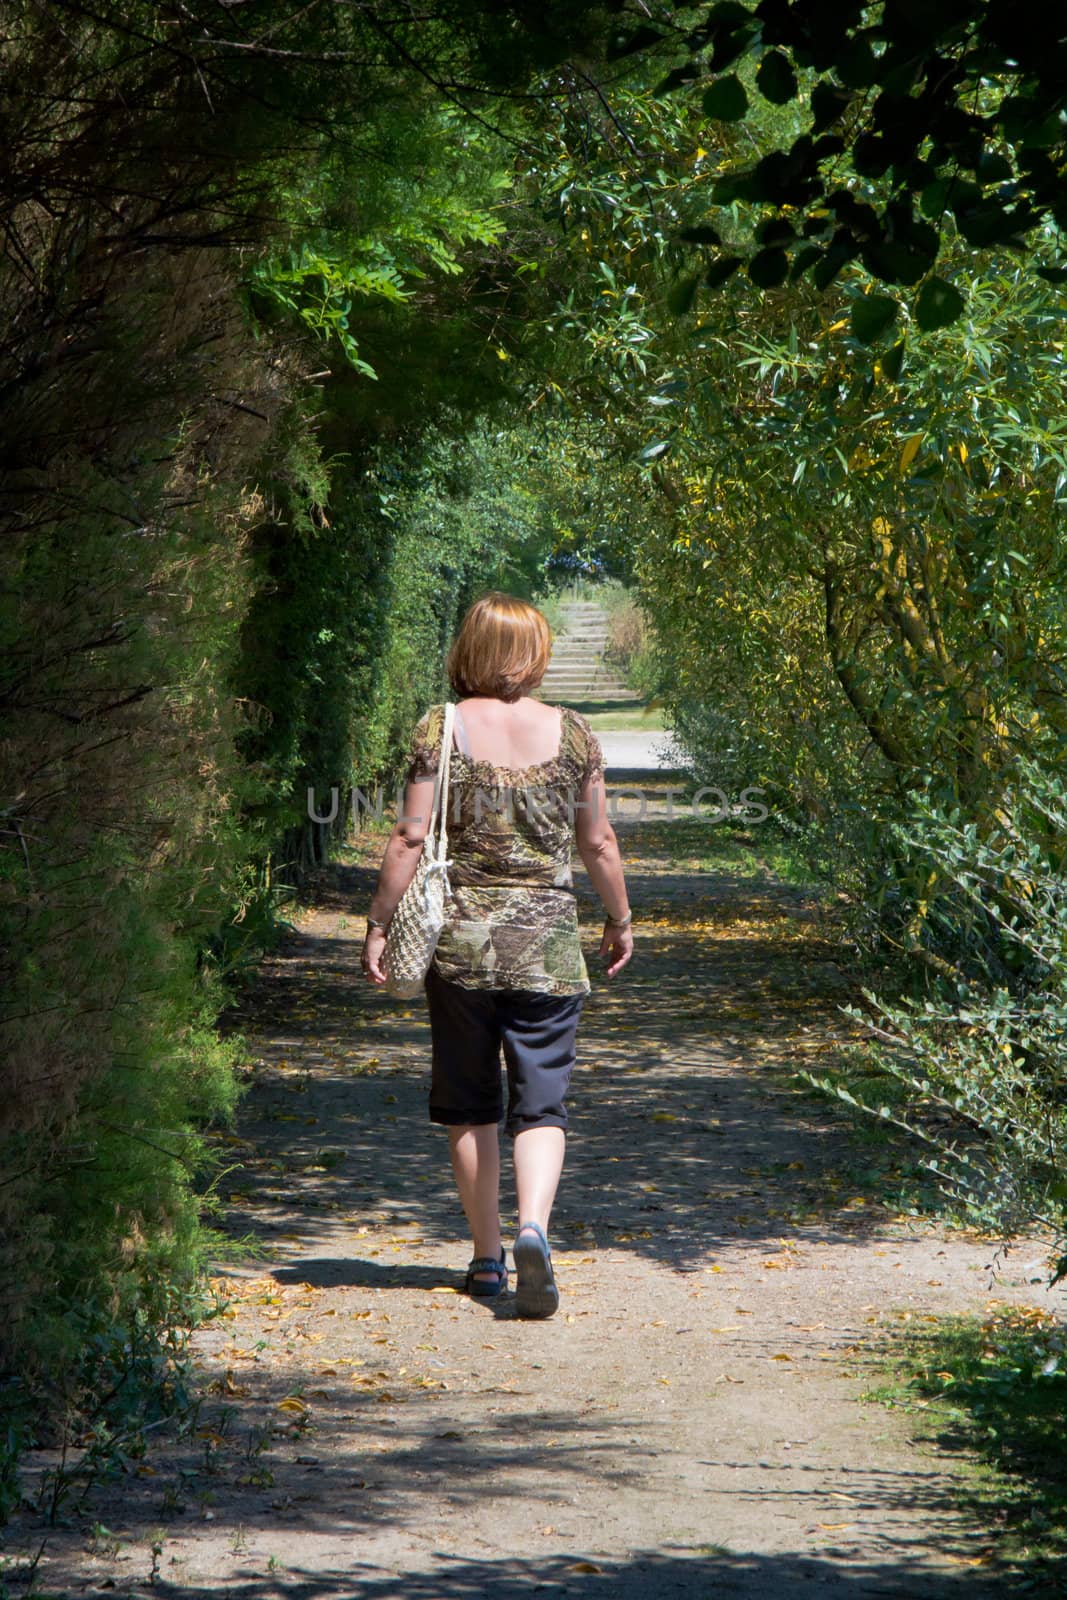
[604, 909, 633, 929]
[366, 916, 388, 931]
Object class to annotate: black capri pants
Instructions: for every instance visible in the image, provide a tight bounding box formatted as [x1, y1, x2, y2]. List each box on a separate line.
[424, 963, 585, 1137]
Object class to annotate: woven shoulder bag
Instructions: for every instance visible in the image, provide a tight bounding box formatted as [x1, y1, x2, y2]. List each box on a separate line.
[383, 702, 455, 998]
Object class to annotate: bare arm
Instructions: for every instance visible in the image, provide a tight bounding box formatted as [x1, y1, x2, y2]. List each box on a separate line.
[361, 775, 435, 985]
[575, 769, 633, 978]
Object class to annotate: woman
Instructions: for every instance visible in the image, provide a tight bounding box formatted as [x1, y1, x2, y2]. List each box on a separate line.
[361, 592, 633, 1318]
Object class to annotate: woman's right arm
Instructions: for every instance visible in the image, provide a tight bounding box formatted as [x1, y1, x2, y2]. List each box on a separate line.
[575, 770, 633, 978]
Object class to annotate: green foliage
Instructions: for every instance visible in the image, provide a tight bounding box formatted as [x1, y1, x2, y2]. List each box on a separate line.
[1, 1270, 223, 1526]
[702, 74, 748, 122]
[626, 0, 1067, 317]
[250, 244, 407, 379]
[330, 413, 563, 793]
[245, 103, 509, 378]
[803, 754, 1067, 1261]
[876, 1306, 1067, 1576]
[501, 60, 1067, 1259]
[598, 582, 664, 698]
[0, 417, 262, 1475]
[629, 237, 1067, 862]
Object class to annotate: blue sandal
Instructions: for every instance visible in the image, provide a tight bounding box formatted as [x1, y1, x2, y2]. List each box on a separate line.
[513, 1222, 559, 1319]
[464, 1253, 508, 1299]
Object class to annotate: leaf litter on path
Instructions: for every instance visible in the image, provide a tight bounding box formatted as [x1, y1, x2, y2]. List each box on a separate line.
[6, 817, 1057, 1595]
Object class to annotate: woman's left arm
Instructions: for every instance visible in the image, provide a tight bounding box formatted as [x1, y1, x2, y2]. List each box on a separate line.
[361, 775, 436, 985]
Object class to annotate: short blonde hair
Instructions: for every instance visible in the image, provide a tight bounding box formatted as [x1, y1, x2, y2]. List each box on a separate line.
[447, 592, 552, 702]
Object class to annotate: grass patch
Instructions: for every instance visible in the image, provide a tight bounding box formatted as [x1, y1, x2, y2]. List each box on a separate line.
[622, 811, 823, 887]
[539, 695, 656, 724]
[867, 1306, 1067, 1588]
[696, 818, 819, 885]
[581, 703, 667, 732]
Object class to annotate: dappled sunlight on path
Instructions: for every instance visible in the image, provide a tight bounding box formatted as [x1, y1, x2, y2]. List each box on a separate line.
[6, 795, 1057, 1598]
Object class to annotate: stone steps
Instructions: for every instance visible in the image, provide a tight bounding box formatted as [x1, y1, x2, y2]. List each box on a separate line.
[547, 663, 611, 671]
[535, 599, 640, 703]
[542, 667, 619, 678]
[538, 691, 644, 704]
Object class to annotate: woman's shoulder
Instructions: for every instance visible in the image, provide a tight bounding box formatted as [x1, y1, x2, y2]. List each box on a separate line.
[411, 700, 448, 738]
[559, 703, 593, 742]
[407, 702, 447, 776]
[559, 705, 605, 774]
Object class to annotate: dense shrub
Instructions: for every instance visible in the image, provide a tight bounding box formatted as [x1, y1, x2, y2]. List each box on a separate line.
[805, 754, 1067, 1272]
[0, 242, 278, 1373]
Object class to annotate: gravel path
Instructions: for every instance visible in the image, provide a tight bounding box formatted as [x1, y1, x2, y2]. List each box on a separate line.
[7, 802, 1060, 1598]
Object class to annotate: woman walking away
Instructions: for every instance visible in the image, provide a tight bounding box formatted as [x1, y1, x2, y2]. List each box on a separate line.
[361, 591, 633, 1318]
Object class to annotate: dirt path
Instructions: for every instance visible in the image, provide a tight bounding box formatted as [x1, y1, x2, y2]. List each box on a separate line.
[9, 800, 1060, 1598]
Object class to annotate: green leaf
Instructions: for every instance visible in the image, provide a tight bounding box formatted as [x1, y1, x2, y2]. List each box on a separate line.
[879, 340, 906, 381]
[653, 63, 699, 97]
[976, 151, 1013, 184]
[755, 216, 795, 247]
[667, 272, 702, 315]
[704, 0, 751, 25]
[955, 201, 1023, 248]
[789, 243, 822, 282]
[915, 276, 965, 330]
[835, 36, 878, 88]
[811, 242, 856, 290]
[811, 82, 851, 132]
[862, 237, 936, 287]
[756, 51, 798, 105]
[852, 133, 891, 178]
[607, 23, 668, 60]
[702, 75, 749, 122]
[919, 178, 951, 220]
[711, 169, 762, 205]
[850, 293, 899, 344]
[705, 254, 742, 287]
[748, 248, 789, 288]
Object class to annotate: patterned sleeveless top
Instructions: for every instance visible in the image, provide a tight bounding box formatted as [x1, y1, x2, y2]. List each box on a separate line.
[406, 702, 606, 996]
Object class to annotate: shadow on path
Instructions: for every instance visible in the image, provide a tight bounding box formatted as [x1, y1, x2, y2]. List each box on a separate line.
[65, 1544, 1018, 1598]
[208, 840, 889, 1276]
[3, 813, 1035, 1599]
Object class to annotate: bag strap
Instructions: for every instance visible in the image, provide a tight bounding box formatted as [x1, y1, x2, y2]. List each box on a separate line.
[431, 702, 455, 861]
[452, 702, 472, 757]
